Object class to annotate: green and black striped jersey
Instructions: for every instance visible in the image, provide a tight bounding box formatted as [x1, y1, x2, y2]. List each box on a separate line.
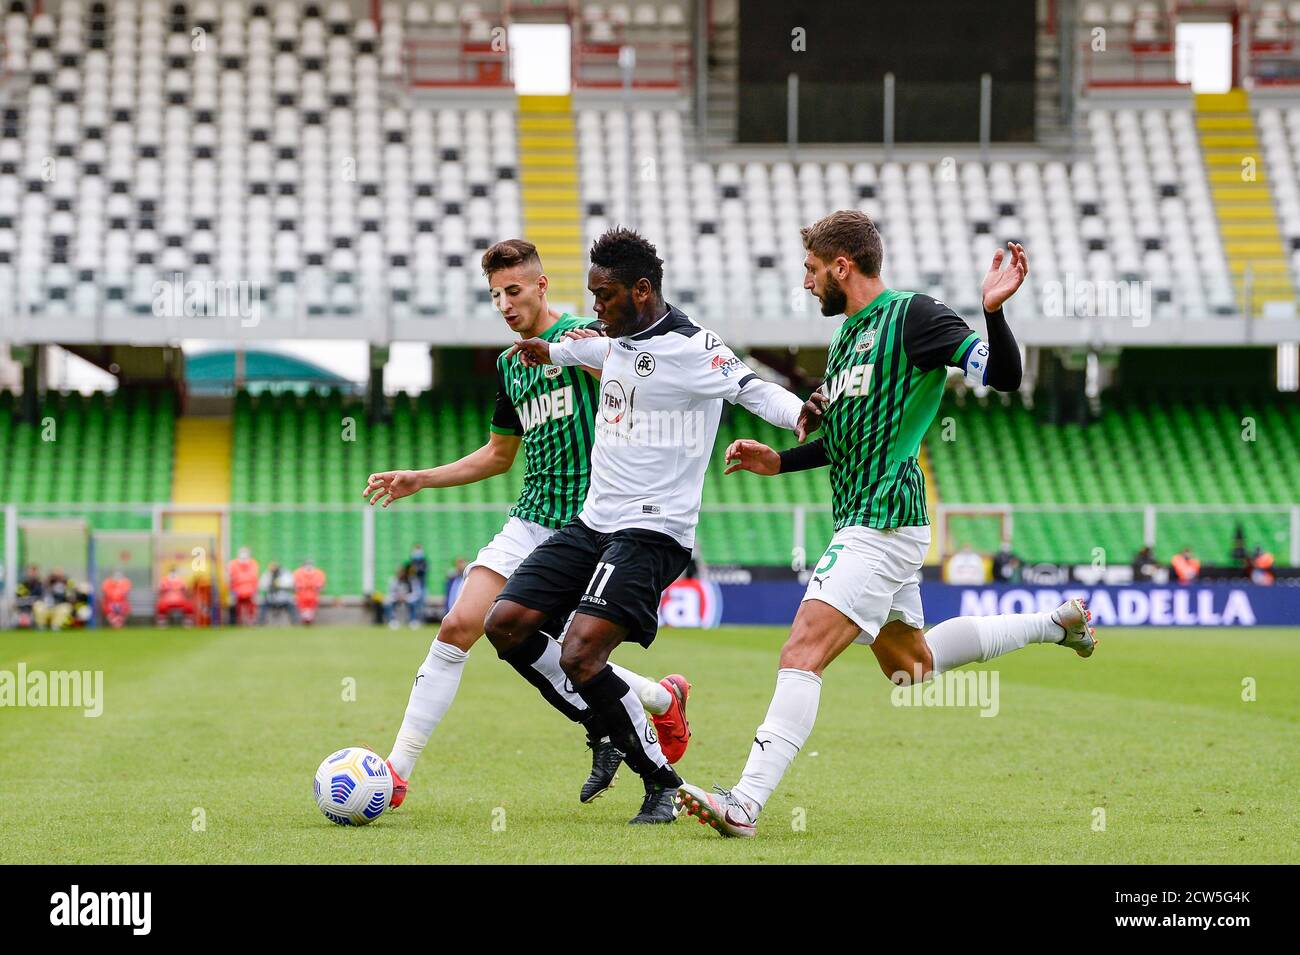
[820, 289, 982, 530]
[491, 314, 600, 528]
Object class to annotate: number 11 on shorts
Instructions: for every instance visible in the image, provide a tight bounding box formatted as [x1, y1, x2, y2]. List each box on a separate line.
[586, 561, 616, 598]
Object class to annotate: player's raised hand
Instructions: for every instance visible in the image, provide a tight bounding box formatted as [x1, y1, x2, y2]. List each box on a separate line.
[795, 387, 828, 442]
[981, 241, 1028, 312]
[505, 337, 552, 367]
[363, 470, 422, 508]
[563, 326, 604, 340]
[724, 439, 781, 476]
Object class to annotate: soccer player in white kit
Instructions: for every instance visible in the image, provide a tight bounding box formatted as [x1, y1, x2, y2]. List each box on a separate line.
[485, 227, 824, 824]
[363, 239, 691, 811]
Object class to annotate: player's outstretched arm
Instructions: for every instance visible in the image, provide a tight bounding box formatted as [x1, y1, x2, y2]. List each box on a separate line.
[692, 335, 823, 438]
[504, 337, 552, 367]
[363, 432, 522, 507]
[562, 326, 605, 380]
[550, 332, 609, 370]
[978, 242, 1027, 392]
[724, 438, 828, 476]
[734, 379, 825, 441]
[506, 332, 610, 370]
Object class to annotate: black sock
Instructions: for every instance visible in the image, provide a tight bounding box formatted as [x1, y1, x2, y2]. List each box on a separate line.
[574, 666, 681, 789]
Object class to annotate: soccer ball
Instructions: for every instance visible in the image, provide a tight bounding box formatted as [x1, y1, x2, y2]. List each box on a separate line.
[313, 747, 393, 825]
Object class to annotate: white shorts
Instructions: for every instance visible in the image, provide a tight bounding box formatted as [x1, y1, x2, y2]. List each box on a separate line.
[465, 517, 557, 580]
[802, 524, 930, 645]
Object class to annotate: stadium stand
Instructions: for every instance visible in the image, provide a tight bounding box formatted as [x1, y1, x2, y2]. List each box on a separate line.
[216, 384, 1298, 591]
[575, 98, 1300, 322]
[929, 389, 1300, 565]
[230, 389, 523, 595]
[0, 0, 521, 325]
[2, 376, 1294, 596]
[0, 1, 1296, 607]
[0, 388, 174, 511]
[1256, 103, 1300, 296]
[1, 1, 1296, 331]
[0, 387, 175, 554]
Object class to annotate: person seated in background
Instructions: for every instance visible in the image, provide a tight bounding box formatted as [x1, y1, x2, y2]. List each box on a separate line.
[439, 556, 468, 620]
[991, 542, 1023, 583]
[384, 563, 422, 629]
[1249, 546, 1275, 586]
[68, 578, 93, 628]
[409, 544, 428, 591]
[227, 547, 261, 625]
[187, 561, 214, 627]
[258, 562, 297, 625]
[406, 546, 428, 623]
[367, 587, 387, 625]
[1132, 545, 1160, 582]
[1170, 546, 1200, 585]
[34, 569, 78, 630]
[14, 564, 43, 629]
[155, 568, 195, 627]
[292, 559, 326, 625]
[408, 561, 427, 624]
[101, 570, 132, 629]
[943, 542, 988, 585]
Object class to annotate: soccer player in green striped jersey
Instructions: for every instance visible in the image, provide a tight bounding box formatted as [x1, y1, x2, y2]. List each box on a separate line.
[363, 240, 691, 811]
[679, 211, 1098, 838]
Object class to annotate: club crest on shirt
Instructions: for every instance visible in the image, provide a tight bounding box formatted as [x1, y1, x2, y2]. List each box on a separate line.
[855, 329, 876, 354]
[635, 353, 656, 377]
[544, 365, 563, 379]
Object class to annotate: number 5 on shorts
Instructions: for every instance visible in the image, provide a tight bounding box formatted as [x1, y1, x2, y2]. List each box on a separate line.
[814, 544, 844, 575]
[586, 561, 616, 598]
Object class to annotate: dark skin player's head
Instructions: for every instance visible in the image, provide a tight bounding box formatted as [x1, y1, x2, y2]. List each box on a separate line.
[587, 266, 663, 338]
[587, 227, 665, 338]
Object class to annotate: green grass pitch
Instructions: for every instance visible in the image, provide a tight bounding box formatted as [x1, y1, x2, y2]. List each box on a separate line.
[1, 624, 1297, 864]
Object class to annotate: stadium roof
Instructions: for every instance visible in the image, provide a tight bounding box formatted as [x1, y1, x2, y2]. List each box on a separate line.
[185, 349, 356, 394]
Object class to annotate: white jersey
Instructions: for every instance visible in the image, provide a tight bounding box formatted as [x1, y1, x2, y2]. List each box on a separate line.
[548, 304, 804, 548]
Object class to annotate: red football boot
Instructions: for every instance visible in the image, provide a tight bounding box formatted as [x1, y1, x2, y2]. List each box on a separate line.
[385, 759, 409, 809]
[650, 674, 691, 764]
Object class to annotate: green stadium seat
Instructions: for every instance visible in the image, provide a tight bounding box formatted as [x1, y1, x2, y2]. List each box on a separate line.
[926, 390, 1299, 565]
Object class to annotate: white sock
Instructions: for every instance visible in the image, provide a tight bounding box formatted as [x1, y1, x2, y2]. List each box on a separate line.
[388, 639, 469, 779]
[610, 663, 671, 715]
[923, 612, 1060, 675]
[732, 668, 822, 812]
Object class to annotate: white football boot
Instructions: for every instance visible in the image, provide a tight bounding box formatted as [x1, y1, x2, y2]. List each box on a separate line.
[677, 783, 758, 838]
[1052, 597, 1098, 657]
